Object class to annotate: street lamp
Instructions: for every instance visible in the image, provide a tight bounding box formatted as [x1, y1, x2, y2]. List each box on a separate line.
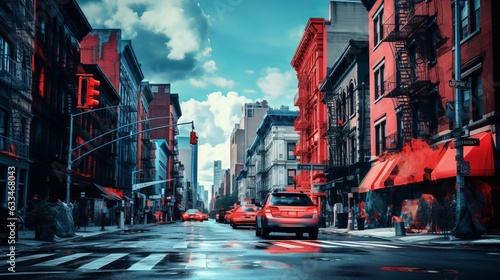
[131, 169, 143, 225]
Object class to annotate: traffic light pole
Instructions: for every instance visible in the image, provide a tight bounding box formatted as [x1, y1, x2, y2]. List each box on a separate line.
[65, 105, 194, 204]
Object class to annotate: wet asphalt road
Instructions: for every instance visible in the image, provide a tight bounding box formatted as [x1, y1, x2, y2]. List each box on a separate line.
[2, 220, 499, 279]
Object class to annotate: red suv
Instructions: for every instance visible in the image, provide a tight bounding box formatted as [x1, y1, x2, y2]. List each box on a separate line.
[255, 191, 319, 239]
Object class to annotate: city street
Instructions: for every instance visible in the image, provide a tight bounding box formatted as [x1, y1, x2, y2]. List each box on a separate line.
[2, 220, 499, 279]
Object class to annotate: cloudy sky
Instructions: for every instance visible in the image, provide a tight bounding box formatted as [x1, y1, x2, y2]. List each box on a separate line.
[76, 0, 330, 194]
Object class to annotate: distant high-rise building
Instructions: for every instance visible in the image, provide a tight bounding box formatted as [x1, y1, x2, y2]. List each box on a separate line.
[230, 100, 270, 195]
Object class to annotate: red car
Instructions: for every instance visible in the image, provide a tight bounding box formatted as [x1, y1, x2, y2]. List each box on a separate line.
[230, 204, 257, 229]
[182, 209, 204, 222]
[255, 191, 319, 239]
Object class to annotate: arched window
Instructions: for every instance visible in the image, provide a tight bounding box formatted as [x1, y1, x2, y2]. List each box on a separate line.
[349, 82, 355, 117]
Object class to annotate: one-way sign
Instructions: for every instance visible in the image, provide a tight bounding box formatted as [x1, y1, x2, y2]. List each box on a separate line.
[297, 164, 327, 171]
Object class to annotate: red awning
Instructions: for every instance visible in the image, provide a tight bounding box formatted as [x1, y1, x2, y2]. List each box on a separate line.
[94, 184, 124, 200]
[431, 132, 495, 180]
[393, 139, 445, 186]
[359, 161, 386, 193]
[373, 157, 399, 190]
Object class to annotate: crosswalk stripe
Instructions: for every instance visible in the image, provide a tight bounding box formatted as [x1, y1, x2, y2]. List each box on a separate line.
[35, 253, 92, 266]
[127, 254, 165, 271]
[0, 253, 55, 266]
[340, 240, 402, 249]
[77, 253, 128, 270]
[316, 240, 364, 247]
[273, 241, 303, 249]
[291, 240, 340, 248]
[185, 253, 207, 269]
[173, 241, 189, 249]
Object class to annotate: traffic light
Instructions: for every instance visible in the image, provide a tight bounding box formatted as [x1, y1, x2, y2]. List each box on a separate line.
[190, 131, 198, 145]
[85, 77, 100, 109]
[76, 76, 87, 109]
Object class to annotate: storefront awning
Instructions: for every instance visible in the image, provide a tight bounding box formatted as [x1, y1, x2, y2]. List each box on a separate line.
[94, 184, 124, 201]
[359, 161, 386, 193]
[373, 157, 399, 190]
[431, 132, 495, 180]
[393, 140, 445, 186]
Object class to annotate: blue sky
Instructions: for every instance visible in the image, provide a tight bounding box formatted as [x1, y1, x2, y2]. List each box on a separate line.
[76, 0, 331, 190]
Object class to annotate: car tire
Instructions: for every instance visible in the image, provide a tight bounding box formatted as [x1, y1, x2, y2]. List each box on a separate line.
[231, 223, 237, 229]
[261, 227, 270, 239]
[309, 229, 319, 240]
[255, 222, 261, 236]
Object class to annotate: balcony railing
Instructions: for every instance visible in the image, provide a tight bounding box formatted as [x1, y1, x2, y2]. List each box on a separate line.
[0, 55, 32, 90]
[0, 135, 30, 160]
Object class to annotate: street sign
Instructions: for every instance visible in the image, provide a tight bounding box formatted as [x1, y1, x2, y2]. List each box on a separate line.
[297, 164, 327, 171]
[458, 138, 480, 146]
[449, 80, 471, 89]
[456, 138, 480, 146]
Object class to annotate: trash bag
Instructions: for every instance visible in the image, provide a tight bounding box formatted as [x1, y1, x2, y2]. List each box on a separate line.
[54, 201, 76, 238]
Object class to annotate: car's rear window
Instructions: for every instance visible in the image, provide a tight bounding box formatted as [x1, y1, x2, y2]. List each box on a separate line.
[270, 193, 314, 206]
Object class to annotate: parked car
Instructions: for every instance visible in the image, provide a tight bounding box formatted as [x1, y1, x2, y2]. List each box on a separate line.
[201, 212, 209, 221]
[224, 209, 233, 224]
[255, 191, 319, 239]
[182, 209, 204, 222]
[230, 204, 257, 229]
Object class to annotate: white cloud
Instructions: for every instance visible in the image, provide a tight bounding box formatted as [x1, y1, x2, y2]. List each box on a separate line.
[243, 89, 256, 94]
[257, 67, 296, 106]
[212, 76, 236, 88]
[178, 91, 252, 188]
[289, 24, 305, 42]
[189, 78, 208, 88]
[244, 70, 255, 75]
[141, 3, 202, 60]
[203, 60, 217, 72]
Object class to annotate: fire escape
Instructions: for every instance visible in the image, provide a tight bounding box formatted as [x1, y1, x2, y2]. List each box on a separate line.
[0, 0, 33, 161]
[324, 92, 348, 179]
[382, 0, 431, 149]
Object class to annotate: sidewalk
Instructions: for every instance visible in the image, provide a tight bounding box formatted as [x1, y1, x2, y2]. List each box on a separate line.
[320, 225, 500, 246]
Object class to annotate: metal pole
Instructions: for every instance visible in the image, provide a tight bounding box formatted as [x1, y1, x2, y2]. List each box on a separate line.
[66, 113, 74, 204]
[453, 0, 465, 236]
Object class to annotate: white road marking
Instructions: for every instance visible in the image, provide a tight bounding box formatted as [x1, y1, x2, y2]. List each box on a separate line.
[35, 253, 92, 266]
[0, 253, 55, 266]
[127, 253, 165, 271]
[77, 253, 127, 270]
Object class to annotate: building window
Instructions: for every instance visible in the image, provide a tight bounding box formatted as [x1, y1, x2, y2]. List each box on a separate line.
[349, 134, 356, 164]
[459, 0, 480, 40]
[373, 6, 384, 47]
[287, 142, 296, 160]
[463, 70, 483, 123]
[374, 63, 385, 100]
[349, 83, 355, 117]
[287, 169, 296, 186]
[0, 110, 6, 136]
[375, 120, 386, 156]
[428, 21, 437, 64]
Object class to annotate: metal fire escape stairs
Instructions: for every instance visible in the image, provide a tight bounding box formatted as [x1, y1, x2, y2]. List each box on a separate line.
[383, 0, 430, 147]
[0, 0, 34, 160]
[324, 91, 347, 179]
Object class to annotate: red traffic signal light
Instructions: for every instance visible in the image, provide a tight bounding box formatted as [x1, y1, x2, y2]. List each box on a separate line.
[190, 131, 198, 145]
[85, 77, 100, 109]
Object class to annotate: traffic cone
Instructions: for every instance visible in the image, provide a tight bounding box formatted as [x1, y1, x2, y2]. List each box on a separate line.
[347, 210, 353, 231]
